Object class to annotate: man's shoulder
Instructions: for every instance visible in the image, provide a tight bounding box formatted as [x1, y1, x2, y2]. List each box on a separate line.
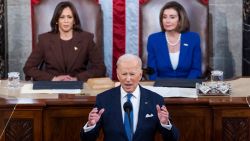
[96, 86, 120, 98]
[140, 86, 163, 99]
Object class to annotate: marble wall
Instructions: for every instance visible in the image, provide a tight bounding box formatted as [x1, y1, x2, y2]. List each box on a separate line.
[209, 0, 242, 79]
[6, 0, 243, 80]
[7, 0, 32, 79]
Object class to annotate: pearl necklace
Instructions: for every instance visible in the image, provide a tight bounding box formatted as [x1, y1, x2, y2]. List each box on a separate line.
[166, 33, 181, 46]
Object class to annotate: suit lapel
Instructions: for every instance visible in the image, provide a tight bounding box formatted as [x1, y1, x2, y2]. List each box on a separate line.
[161, 32, 172, 69]
[111, 86, 128, 138]
[49, 34, 65, 71]
[66, 32, 82, 72]
[134, 86, 150, 137]
[178, 33, 188, 69]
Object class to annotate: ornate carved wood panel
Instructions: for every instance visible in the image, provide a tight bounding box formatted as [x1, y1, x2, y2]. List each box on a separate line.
[5, 119, 33, 141]
[213, 108, 250, 141]
[222, 118, 249, 141]
[0, 108, 43, 141]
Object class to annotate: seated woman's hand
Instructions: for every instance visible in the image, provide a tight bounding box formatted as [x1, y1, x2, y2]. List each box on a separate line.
[52, 75, 77, 81]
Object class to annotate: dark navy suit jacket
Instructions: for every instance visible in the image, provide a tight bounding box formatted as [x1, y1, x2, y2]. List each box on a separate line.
[81, 86, 179, 141]
[147, 31, 202, 80]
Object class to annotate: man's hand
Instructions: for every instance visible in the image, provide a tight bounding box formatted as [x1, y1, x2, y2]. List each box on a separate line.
[87, 108, 105, 127]
[156, 105, 169, 125]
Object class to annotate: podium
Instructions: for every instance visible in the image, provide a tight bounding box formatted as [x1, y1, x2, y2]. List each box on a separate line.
[1, 78, 250, 141]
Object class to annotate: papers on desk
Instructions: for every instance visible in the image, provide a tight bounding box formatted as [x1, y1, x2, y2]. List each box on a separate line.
[142, 86, 197, 98]
[20, 83, 196, 97]
[21, 84, 82, 94]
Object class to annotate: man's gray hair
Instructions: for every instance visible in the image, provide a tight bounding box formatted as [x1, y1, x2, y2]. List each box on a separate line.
[116, 54, 142, 68]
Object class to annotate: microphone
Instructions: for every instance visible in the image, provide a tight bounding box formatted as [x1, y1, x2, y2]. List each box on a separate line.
[123, 101, 133, 129]
[123, 101, 132, 116]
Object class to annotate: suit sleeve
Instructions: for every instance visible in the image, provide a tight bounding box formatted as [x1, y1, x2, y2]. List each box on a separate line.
[80, 121, 101, 141]
[187, 33, 202, 79]
[23, 35, 54, 80]
[157, 96, 180, 141]
[80, 95, 103, 141]
[147, 34, 158, 80]
[76, 34, 106, 81]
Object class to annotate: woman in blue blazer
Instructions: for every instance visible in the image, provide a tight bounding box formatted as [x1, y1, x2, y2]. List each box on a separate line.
[147, 1, 202, 80]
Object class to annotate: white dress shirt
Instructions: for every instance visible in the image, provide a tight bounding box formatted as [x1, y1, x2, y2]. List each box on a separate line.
[120, 85, 140, 133]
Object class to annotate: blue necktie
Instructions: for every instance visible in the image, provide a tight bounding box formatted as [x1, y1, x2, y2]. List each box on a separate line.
[124, 93, 133, 141]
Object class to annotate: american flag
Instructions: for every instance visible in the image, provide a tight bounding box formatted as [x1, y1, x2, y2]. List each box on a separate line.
[98, 0, 148, 80]
[31, 0, 208, 80]
[98, 0, 208, 80]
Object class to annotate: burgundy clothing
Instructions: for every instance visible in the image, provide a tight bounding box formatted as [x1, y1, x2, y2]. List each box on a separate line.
[23, 31, 106, 81]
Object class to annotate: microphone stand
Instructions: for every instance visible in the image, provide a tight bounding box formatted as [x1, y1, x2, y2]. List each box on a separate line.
[124, 102, 133, 141]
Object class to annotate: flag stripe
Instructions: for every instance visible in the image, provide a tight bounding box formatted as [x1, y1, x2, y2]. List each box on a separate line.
[139, 1, 146, 66]
[99, 0, 142, 79]
[112, 0, 126, 80]
[32, 0, 207, 80]
[99, 0, 113, 78]
[125, 0, 139, 56]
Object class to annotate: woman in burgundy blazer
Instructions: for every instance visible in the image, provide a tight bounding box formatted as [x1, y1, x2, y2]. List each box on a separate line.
[23, 1, 106, 81]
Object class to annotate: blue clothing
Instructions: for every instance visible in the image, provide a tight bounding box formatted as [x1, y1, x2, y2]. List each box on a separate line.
[80, 86, 179, 141]
[147, 31, 202, 80]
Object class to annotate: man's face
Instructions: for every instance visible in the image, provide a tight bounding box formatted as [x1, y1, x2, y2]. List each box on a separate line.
[117, 59, 142, 93]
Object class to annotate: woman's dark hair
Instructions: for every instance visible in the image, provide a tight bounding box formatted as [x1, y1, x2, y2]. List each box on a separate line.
[50, 1, 82, 33]
[159, 1, 190, 33]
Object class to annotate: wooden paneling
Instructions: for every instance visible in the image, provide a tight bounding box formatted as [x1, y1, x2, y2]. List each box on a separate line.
[169, 106, 212, 141]
[1, 96, 250, 141]
[214, 108, 250, 141]
[44, 107, 91, 141]
[0, 108, 42, 141]
[222, 118, 249, 141]
[5, 119, 33, 141]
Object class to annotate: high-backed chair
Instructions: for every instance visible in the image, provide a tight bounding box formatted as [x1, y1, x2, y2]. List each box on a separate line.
[27, 0, 103, 80]
[140, 0, 210, 80]
[32, 0, 102, 47]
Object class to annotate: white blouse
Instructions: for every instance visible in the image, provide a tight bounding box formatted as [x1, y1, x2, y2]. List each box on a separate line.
[169, 51, 180, 70]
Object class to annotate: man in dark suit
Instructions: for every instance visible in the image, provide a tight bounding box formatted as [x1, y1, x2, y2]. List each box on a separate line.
[81, 54, 179, 141]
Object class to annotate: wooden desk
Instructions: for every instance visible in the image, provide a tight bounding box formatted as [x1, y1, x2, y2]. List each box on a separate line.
[0, 78, 250, 141]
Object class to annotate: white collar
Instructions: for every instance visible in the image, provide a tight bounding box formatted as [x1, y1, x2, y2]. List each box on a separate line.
[120, 85, 140, 99]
